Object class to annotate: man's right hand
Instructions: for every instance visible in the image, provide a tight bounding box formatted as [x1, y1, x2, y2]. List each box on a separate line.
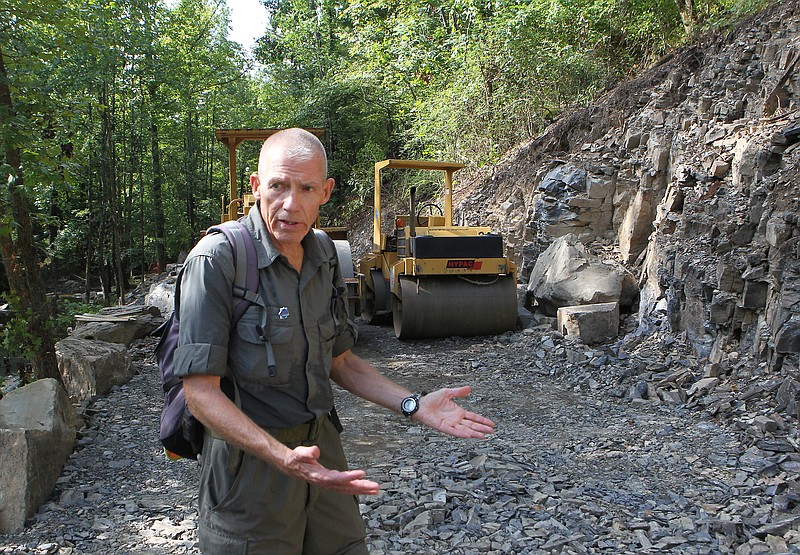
[185, 374, 379, 495]
[284, 445, 380, 495]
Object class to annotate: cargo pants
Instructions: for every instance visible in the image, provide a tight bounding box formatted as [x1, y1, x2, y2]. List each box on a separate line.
[196, 416, 369, 555]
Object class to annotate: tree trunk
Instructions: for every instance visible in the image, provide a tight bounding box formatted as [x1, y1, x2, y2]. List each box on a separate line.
[138, 112, 146, 278]
[674, 0, 696, 35]
[207, 103, 215, 201]
[149, 83, 167, 271]
[97, 211, 111, 305]
[0, 45, 62, 386]
[185, 111, 197, 232]
[85, 126, 95, 304]
[100, 80, 126, 303]
[98, 83, 111, 304]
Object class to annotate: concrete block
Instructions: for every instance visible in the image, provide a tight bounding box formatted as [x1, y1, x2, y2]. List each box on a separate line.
[557, 302, 619, 345]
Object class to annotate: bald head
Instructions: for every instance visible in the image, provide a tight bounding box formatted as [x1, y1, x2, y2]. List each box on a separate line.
[258, 128, 328, 177]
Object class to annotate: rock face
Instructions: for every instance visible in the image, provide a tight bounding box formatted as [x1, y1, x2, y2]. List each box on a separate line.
[457, 0, 800, 377]
[0, 379, 79, 533]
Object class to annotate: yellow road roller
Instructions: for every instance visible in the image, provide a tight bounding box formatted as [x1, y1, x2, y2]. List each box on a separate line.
[358, 159, 518, 339]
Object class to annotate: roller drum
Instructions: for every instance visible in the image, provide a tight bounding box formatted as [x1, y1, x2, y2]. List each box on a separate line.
[393, 275, 517, 339]
[362, 269, 390, 324]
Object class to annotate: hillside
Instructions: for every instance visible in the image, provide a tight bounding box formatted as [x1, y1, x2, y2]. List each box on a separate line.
[455, 0, 800, 379]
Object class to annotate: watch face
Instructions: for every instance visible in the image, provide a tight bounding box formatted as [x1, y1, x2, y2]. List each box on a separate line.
[402, 397, 417, 413]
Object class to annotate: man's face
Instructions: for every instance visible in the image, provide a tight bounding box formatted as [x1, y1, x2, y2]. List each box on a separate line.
[251, 147, 334, 252]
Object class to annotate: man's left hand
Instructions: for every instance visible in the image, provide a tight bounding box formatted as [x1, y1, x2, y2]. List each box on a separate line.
[413, 386, 495, 438]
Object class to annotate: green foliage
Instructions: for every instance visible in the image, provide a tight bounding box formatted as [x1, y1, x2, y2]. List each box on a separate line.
[702, 0, 772, 29]
[0, 295, 98, 382]
[0, 0, 773, 297]
[0, 299, 41, 383]
[53, 298, 100, 340]
[1, 311, 40, 362]
[2, 0, 258, 285]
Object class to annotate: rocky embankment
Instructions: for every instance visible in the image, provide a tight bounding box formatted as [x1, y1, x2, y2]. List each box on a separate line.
[1, 315, 799, 554]
[458, 0, 800, 393]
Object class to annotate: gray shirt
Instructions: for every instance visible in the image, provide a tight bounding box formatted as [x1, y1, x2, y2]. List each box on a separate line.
[174, 206, 357, 428]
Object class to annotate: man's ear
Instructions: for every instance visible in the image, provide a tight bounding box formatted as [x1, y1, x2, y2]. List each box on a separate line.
[321, 177, 335, 204]
[250, 172, 260, 197]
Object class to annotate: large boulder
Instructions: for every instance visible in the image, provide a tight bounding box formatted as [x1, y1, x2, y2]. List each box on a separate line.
[145, 277, 178, 317]
[70, 305, 162, 347]
[0, 379, 79, 533]
[55, 338, 133, 402]
[527, 234, 638, 316]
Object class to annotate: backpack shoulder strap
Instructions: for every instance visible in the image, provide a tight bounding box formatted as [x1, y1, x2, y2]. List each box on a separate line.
[206, 220, 262, 323]
[311, 229, 347, 433]
[314, 228, 347, 325]
[204, 221, 262, 472]
[313, 228, 338, 266]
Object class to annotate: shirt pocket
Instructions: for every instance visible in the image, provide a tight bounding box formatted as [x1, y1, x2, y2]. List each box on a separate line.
[231, 306, 294, 387]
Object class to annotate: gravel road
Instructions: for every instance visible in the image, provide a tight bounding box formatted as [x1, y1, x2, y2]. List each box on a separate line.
[1, 318, 798, 554]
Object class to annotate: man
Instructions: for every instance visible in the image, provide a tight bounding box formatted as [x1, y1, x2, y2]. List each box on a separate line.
[175, 128, 495, 554]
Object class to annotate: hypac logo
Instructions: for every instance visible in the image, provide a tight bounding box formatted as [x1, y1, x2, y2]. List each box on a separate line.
[446, 260, 482, 270]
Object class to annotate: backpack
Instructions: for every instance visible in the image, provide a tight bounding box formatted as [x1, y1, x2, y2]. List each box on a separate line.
[152, 220, 260, 461]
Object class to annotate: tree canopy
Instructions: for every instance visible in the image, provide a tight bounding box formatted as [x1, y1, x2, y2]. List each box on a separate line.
[0, 0, 768, 381]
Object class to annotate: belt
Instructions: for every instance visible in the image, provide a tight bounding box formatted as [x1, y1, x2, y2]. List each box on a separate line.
[208, 416, 324, 445]
[266, 417, 324, 444]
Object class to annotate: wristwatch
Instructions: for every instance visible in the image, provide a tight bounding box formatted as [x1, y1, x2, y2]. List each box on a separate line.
[401, 393, 424, 418]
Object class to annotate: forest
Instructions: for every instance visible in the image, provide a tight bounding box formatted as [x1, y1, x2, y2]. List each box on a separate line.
[0, 0, 768, 382]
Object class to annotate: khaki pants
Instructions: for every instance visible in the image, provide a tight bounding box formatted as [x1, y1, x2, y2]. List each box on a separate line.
[197, 416, 368, 555]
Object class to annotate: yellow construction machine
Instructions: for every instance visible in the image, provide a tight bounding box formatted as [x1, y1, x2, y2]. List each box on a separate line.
[358, 159, 518, 339]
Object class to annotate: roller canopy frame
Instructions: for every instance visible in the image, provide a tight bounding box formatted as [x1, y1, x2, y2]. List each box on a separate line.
[372, 159, 464, 252]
